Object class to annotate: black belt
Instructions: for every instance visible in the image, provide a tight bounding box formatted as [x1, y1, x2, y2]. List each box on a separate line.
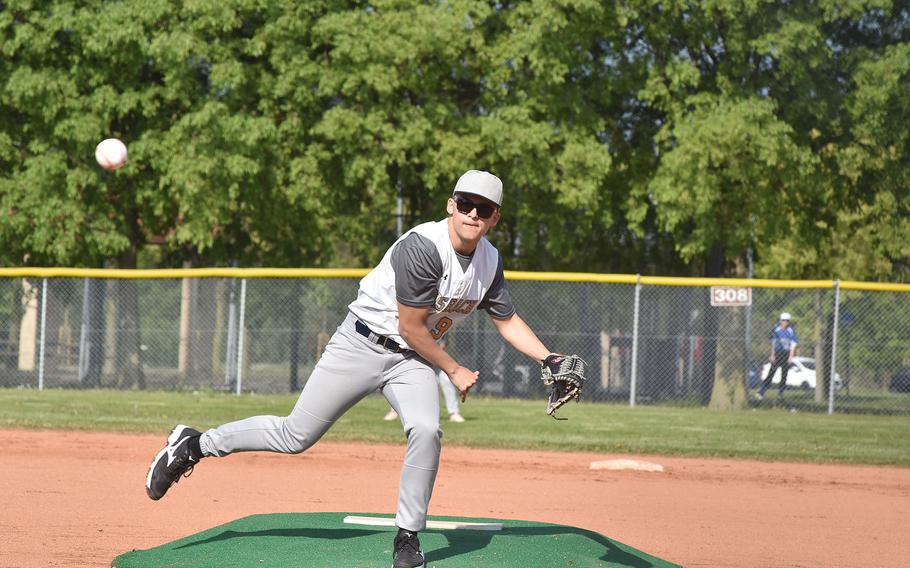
[354, 319, 409, 353]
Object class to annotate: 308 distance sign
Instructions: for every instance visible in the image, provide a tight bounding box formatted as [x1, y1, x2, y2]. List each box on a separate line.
[710, 286, 752, 307]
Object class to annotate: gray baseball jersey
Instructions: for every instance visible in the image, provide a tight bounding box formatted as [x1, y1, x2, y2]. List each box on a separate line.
[198, 217, 512, 532]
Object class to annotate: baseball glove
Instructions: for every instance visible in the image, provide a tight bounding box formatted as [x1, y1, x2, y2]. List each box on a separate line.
[540, 354, 587, 419]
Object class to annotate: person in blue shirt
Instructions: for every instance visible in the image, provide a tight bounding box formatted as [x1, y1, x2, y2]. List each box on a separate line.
[756, 312, 798, 400]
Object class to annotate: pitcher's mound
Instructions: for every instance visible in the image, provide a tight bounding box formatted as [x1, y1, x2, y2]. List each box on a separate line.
[112, 512, 680, 567]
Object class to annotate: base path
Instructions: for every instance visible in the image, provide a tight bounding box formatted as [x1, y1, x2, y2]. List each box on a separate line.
[1, 429, 908, 568]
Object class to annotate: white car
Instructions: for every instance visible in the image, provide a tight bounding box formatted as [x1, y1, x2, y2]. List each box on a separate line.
[759, 357, 843, 390]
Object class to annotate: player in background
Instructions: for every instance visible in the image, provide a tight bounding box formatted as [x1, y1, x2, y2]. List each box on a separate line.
[385, 338, 465, 423]
[756, 312, 798, 401]
[145, 170, 558, 568]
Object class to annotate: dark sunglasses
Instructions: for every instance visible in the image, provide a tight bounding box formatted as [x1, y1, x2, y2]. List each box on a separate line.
[454, 195, 497, 219]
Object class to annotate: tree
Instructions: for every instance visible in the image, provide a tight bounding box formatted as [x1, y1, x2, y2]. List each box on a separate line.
[0, 1, 336, 387]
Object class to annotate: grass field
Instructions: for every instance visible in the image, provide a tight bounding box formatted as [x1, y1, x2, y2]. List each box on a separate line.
[1, 388, 908, 466]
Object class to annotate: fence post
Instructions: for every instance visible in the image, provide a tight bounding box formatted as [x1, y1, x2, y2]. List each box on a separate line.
[77, 278, 91, 383]
[828, 279, 841, 415]
[38, 278, 48, 391]
[224, 280, 237, 387]
[235, 278, 247, 395]
[630, 274, 641, 407]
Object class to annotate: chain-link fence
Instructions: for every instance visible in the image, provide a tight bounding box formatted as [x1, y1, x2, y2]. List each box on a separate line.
[2, 270, 909, 415]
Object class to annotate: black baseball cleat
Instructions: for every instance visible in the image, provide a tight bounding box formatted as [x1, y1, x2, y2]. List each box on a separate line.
[146, 424, 202, 500]
[392, 528, 425, 568]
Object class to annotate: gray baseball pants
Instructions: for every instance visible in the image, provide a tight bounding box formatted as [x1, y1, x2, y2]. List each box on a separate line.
[198, 312, 442, 532]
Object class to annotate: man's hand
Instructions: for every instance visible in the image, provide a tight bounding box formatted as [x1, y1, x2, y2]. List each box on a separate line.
[449, 366, 479, 402]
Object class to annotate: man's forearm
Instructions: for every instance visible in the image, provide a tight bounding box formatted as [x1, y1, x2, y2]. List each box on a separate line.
[400, 325, 460, 376]
[492, 313, 550, 361]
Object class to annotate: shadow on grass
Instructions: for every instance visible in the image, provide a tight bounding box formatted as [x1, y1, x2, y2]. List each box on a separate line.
[174, 527, 385, 549]
[431, 525, 671, 567]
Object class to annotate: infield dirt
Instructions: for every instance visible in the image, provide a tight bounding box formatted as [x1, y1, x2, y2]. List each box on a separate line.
[1, 428, 907, 567]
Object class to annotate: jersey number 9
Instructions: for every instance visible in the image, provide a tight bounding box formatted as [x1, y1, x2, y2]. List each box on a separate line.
[430, 316, 453, 340]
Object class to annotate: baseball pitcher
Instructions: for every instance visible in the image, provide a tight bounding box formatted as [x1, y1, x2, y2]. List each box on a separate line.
[144, 170, 586, 568]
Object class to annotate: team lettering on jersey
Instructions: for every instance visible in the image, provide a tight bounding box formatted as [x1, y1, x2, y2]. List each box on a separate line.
[434, 296, 479, 315]
[348, 219, 499, 348]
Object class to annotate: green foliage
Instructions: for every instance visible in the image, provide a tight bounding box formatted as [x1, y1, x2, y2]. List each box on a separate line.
[623, 1, 909, 279]
[0, 1, 908, 278]
[631, 96, 816, 261]
[0, 0, 332, 267]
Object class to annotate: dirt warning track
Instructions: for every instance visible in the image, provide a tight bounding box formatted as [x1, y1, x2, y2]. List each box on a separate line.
[1, 429, 907, 567]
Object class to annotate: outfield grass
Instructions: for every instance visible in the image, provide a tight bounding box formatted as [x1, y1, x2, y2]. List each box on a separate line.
[1, 388, 908, 466]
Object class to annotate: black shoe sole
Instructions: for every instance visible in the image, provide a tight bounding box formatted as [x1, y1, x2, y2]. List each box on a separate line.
[145, 424, 197, 500]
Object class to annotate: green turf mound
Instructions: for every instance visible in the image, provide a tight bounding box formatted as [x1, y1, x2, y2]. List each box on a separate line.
[112, 512, 681, 567]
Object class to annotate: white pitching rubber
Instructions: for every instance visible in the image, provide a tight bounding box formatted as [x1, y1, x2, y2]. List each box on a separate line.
[343, 515, 503, 531]
[590, 459, 665, 472]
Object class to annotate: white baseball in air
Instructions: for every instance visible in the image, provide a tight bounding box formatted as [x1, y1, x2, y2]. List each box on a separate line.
[95, 138, 128, 171]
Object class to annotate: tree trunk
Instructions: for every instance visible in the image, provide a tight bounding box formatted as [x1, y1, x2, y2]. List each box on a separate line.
[698, 244, 725, 405]
[3, 314, 17, 373]
[17, 279, 37, 372]
[3, 281, 19, 371]
[191, 277, 217, 386]
[177, 265, 192, 384]
[211, 280, 226, 384]
[103, 280, 118, 378]
[709, 305, 748, 410]
[289, 280, 303, 392]
[115, 248, 145, 389]
[82, 279, 106, 388]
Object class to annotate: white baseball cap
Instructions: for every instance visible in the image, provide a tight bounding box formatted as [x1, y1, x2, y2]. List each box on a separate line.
[780, 312, 792, 321]
[452, 170, 503, 206]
